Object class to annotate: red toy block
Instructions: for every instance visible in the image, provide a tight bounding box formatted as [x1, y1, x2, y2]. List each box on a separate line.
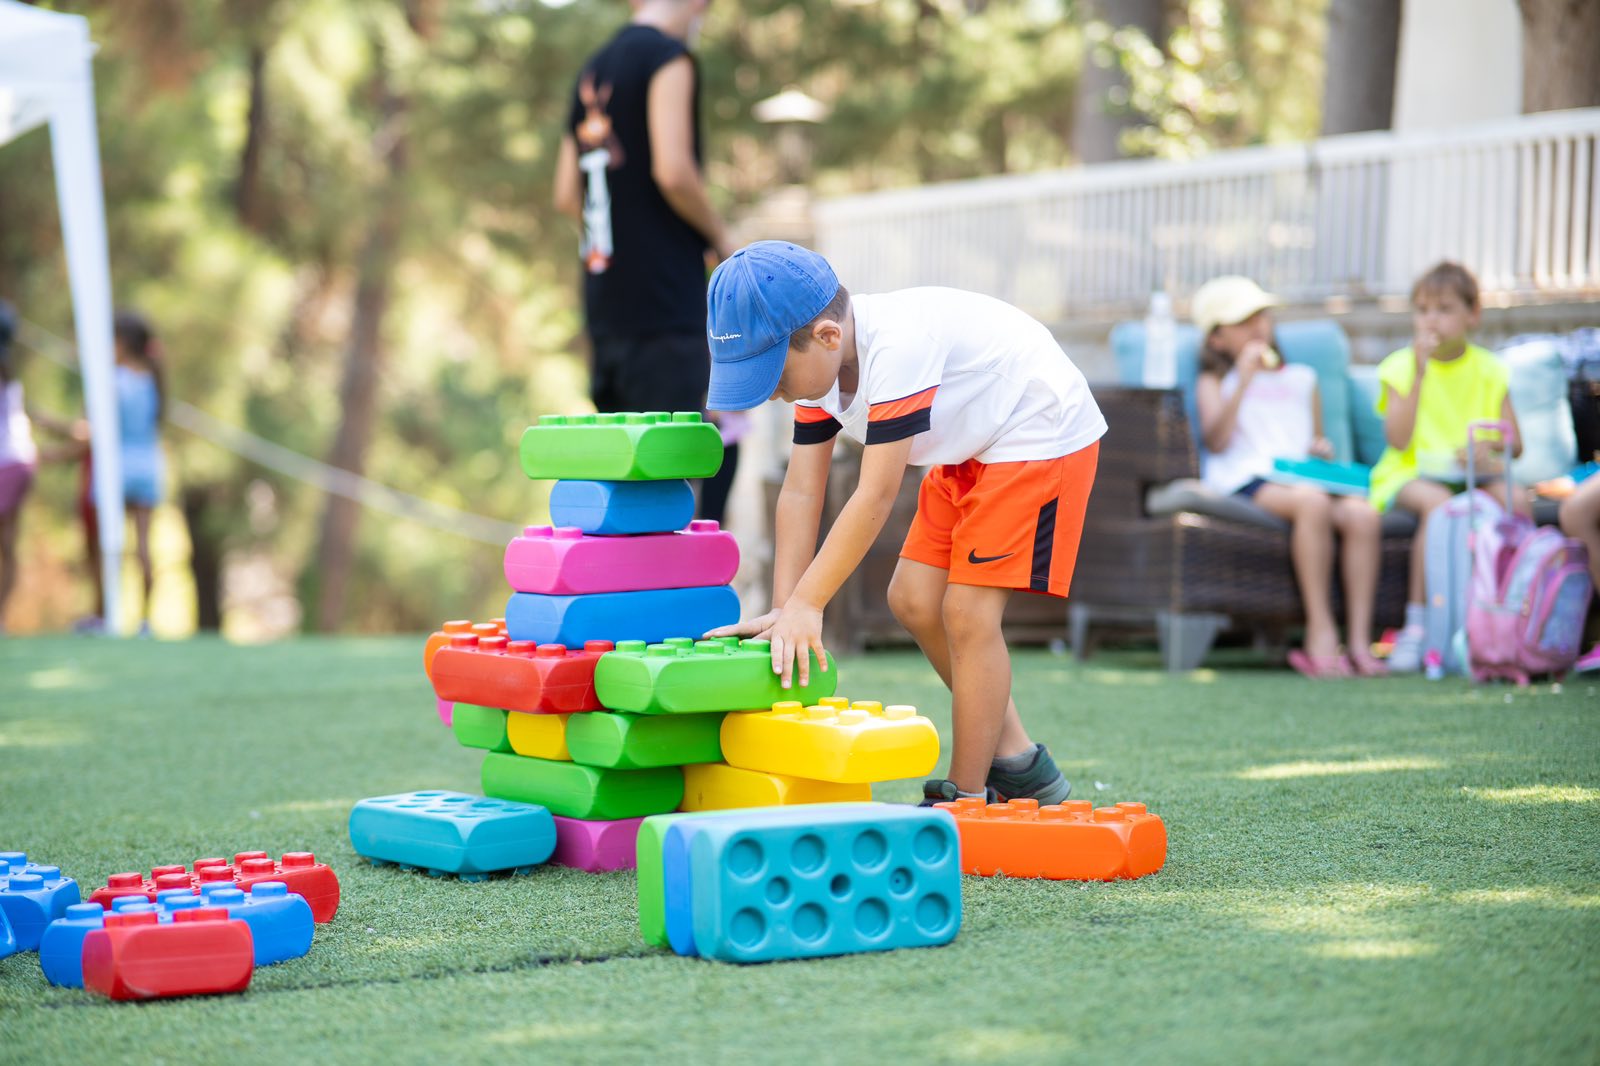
[424, 619, 505, 679]
[81, 907, 254, 1001]
[430, 635, 612, 714]
[89, 852, 341, 923]
[934, 798, 1167, 881]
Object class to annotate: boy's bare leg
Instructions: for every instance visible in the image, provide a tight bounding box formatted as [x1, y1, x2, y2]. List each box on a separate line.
[888, 559, 1033, 765]
[940, 582, 1017, 793]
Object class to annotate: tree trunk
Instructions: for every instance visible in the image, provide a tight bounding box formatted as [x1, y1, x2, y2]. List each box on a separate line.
[235, 44, 269, 232]
[1072, 0, 1166, 165]
[181, 482, 226, 631]
[1519, 0, 1600, 113]
[306, 66, 408, 633]
[1320, 0, 1401, 135]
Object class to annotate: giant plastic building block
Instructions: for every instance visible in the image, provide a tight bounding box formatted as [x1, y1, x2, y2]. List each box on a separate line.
[482, 752, 684, 820]
[187, 883, 313, 965]
[91, 852, 340, 923]
[0, 859, 81, 950]
[594, 637, 837, 715]
[550, 816, 645, 873]
[430, 636, 610, 714]
[550, 478, 695, 535]
[507, 712, 573, 761]
[39, 903, 106, 987]
[0, 907, 14, 960]
[665, 804, 962, 963]
[679, 763, 870, 812]
[504, 522, 739, 596]
[453, 705, 513, 753]
[721, 699, 939, 783]
[564, 711, 725, 770]
[520, 412, 722, 481]
[81, 908, 253, 1001]
[934, 798, 1167, 881]
[425, 619, 503, 679]
[505, 586, 740, 648]
[348, 790, 557, 880]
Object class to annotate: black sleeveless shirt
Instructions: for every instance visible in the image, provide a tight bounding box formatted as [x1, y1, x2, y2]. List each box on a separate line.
[568, 24, 708, 338]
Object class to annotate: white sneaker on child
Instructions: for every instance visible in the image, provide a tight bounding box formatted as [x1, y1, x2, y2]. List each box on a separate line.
[1388, 625, 1425, 673]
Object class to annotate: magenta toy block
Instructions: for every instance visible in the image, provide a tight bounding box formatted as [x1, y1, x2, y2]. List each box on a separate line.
[437, 697, 454, 726]
[550, 816, 645, 873]
[503, 521, 740, 595]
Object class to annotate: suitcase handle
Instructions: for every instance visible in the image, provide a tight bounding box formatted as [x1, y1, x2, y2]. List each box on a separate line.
[1467, 419, 1514, 513]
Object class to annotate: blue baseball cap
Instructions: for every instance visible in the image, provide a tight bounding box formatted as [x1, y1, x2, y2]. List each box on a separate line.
[705, 241, 839, 411]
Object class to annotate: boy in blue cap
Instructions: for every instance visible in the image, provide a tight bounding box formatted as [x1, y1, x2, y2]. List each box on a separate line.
[704, 241, 1106, 804]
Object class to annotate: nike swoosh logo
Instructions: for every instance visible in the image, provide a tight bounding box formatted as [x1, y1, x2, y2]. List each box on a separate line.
[967, 549, 1014, 565]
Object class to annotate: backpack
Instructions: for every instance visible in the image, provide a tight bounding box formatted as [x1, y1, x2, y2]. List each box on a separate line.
[1463, 421, 1594, 684]
[1422, 489, 1503, 675]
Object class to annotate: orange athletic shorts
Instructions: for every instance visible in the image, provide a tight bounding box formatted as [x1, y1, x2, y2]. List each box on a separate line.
[899, 441, 1099, 597]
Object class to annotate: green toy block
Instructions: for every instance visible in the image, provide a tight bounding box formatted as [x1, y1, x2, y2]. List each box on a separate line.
[564, 711, 726, 769]
[637, 812, 701, 947]
[452, 705, 512, 753]
[593, 636, 838, 715]
[481, 752, 684, 820]
[519, 412, 723, 481]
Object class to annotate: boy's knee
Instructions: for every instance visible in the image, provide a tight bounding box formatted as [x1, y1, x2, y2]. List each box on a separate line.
[940, 587, 1003, 644]
[888, 570, 939, 631]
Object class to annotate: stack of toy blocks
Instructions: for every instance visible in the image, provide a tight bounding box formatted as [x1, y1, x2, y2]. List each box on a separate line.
[424, 411, 944, 873]
[634, 803, 963, 962]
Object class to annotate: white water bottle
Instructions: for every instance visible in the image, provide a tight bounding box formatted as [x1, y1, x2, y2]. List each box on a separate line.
[1142, 290, 1177, 389]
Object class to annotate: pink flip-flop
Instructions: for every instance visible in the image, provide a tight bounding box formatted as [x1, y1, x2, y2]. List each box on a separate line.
[1287, 648, 1352, 679]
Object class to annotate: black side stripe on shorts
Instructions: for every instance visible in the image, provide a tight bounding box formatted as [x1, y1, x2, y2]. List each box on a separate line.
[793, 418, 843, 445]
[1030, 497, 1058, 592]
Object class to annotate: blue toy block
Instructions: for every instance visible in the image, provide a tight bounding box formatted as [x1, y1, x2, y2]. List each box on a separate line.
[672, 805, 962, 963]
[347, 790, 557, 880]
[505, 586, 740, 648]
[0, 857, 81, 951]
[39, 902, 107, 987]
[550, 479, 696, 535]
[194, 883, 314, 965]
[0, 905, 14, 960]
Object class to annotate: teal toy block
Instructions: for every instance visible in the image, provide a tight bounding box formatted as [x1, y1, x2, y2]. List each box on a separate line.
[348, 790, 557, 880]
[482, 752, 684, 820]
[565, 711, 726, 769]
[520, 412, 723, 481]
[594, 636, 838, 715]
[453, 705, 513, 753]
[670, 805, 962, 963]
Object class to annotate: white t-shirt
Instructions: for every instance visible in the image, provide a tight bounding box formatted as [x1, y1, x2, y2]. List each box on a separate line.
[792, 288, 1106, 466]
[1201, 363, 1317, 494]
[0, 381, 37, 467]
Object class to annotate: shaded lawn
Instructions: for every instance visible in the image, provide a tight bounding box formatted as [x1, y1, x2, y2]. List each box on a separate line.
[1, 636, 1596, 1065]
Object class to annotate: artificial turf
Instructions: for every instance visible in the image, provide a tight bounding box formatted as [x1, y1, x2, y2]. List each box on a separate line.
[1, 635, 1596, 1065]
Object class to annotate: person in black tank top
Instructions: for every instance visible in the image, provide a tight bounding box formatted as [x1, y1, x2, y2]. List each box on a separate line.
[554, 0, 738, 520]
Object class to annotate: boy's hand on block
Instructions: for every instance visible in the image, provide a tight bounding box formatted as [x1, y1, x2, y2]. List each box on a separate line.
[767, 602, 828, 690]
[704, 609, 781, 641]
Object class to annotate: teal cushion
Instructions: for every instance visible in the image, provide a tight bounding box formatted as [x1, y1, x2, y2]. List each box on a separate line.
[1112, 318, 1353, 462]
[1347, 365, 1388, 467]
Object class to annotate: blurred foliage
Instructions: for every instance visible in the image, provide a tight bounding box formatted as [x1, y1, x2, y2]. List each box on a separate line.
[0, 0, 1327, 636]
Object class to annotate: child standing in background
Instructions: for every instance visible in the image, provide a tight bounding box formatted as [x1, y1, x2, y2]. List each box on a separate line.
[0, 302, 37, 635]
[113, 310, 167, 638]
[1192, 277, 1385, 678]
[1375, 263, 1521, 673]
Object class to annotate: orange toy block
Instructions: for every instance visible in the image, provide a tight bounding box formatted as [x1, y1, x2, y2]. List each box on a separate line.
[935, 798, 1166, 881]
[424, 619, 504, 679]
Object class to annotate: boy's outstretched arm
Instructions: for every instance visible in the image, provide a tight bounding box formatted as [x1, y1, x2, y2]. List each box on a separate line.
[767, 436, 914, 688]
[706, 435, 836, 640]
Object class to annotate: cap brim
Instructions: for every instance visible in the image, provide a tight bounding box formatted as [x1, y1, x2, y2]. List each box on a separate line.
[706, 334, 789, 411]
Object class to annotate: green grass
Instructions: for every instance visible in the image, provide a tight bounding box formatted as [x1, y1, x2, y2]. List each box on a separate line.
[2, 636, 1597, 1065]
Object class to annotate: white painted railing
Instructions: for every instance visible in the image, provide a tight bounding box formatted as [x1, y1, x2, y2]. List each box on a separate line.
[814, 109, 1600, 321]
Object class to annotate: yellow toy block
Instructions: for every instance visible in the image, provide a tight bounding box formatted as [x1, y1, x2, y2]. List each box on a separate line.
[679, 763, 869, 812]
[719, 699, 940, 783]
[506, 712, 572, 761]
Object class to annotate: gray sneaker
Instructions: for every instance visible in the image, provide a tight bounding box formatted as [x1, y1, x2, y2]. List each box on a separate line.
[918, 779, 998, 807]
[1388, 625, 1424, 673]
[986, 744, 1072, 805]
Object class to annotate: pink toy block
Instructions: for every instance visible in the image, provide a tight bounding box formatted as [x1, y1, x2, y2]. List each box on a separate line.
[503, 521, 739, 596]
[437, 697, 453, 727]
[550, 815, 645, 873]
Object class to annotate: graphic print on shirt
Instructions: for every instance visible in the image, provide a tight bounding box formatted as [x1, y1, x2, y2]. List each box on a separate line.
[576, 74, 624, 275]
